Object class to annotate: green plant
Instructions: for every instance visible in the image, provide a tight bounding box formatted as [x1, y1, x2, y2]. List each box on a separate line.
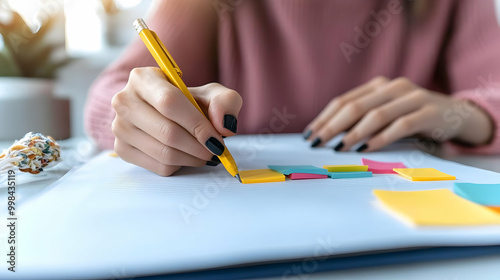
[0, 5, 69, 79]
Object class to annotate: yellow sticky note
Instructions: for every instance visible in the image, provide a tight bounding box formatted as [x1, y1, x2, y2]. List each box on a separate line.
[239, 169, 285, 184]
[393, 168, 455, 181]
[323, 165, 368, 172]
[374, 189, 500, 226]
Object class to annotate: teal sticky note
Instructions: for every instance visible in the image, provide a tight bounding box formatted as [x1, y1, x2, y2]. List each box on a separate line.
[267, 165, 328, 175]
[453, 183, 500, 206]
[328, 171, 372, 179]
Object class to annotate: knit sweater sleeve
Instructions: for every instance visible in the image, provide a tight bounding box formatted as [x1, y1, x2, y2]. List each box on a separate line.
[447, 0, 500, 154]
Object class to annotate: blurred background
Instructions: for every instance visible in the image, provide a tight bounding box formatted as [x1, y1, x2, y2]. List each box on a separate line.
[1, 0, 500, 142]
[0, 0, 152, 141]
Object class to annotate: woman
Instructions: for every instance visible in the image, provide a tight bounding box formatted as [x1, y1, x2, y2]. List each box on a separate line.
[85, 0, 500, 176]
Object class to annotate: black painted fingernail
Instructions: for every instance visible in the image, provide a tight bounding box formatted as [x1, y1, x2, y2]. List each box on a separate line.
[206, 161, 220, 166]
[333, 141, 344, 152]
[223, 114, 238, 133]
[205, 137, 225, 156]
[356, 144, 368, 152]
[303, 130, 312, 140]
[311, 137, 322, 147]
[211, 155, 221, 163]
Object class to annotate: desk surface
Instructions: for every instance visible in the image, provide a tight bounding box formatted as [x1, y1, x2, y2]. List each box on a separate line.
[0, 136, 499, 280]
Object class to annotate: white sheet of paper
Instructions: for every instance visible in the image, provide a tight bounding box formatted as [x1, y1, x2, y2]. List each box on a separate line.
[2, 134, 500, 279]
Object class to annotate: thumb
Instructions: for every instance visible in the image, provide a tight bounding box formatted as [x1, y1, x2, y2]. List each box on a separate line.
[189, 83, 243, 137]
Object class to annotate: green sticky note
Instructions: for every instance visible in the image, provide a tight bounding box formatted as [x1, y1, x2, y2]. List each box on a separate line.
[268, 165, 328, 175]
[328, 171, 372, 179]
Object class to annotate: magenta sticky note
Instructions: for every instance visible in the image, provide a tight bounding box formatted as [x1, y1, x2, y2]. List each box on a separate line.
[361, 158, 407, 174]
[288, 173, 329, 180]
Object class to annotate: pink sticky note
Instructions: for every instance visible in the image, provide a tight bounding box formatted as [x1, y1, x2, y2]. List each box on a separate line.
[361, 158, 407, 174]
[288, 173, 329, 180]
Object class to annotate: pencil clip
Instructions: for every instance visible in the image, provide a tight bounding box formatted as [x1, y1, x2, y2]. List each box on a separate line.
[151, 31, 183, 78]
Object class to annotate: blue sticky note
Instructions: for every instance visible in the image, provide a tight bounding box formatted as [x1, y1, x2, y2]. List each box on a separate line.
[267, 165, 328, 175]
[328, 171, 373, 179]
[453, 183, 500, 206]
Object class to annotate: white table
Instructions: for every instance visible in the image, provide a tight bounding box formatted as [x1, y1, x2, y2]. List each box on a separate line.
[1, 136, 499, 280]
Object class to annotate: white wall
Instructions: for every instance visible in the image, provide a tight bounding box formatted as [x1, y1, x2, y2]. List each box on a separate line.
[496, 0, 500, 24]
[56, 0, 153, 137]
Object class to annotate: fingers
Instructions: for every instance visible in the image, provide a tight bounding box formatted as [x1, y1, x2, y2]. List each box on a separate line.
[118, 93, 213, 161]
[312, 78, 414, 146]
[190, 83, 243, 137]
[115, 139, 181, 177]
[129, 67, 226, 156]
[112, 116, 210, 168]
[304, 76, 389, 140]
[340, 89, 429, 150]
[309, 77, 418, 147]
[362, 107, 433, 152]
[112, 67, 233, 176]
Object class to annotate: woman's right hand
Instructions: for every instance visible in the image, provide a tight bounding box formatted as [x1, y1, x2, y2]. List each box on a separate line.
[111, 67, 242, 176]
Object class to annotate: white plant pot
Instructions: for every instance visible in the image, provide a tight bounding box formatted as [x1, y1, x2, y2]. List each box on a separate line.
[0, 77, 70, 141]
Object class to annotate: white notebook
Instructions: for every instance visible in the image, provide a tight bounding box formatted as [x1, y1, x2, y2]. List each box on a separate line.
[2, 134, 500, 279]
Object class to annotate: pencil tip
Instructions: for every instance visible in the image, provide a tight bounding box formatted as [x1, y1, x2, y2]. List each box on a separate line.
[235, 174, 241, 183]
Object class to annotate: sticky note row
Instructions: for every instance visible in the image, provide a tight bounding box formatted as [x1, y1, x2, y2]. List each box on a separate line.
[374, 189, 500, 226]
[240, 160, 456, 183]
[361, 158, 455, 181]
[269, 164, 371, 174]
[238, 165, 374, 184]
[239, 166, 329, 184]
[269, 165, 373, 179]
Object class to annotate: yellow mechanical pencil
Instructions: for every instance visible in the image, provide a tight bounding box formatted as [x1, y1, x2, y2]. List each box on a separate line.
[133, 18, 240, 181]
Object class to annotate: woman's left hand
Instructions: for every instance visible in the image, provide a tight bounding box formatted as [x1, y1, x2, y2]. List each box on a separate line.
[304, 76, 494, 152]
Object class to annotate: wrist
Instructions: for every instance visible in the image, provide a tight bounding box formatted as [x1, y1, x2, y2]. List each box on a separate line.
[454, 100, 495, 146]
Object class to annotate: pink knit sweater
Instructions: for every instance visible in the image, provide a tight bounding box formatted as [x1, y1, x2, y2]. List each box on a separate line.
[85, 0, 500, 154]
